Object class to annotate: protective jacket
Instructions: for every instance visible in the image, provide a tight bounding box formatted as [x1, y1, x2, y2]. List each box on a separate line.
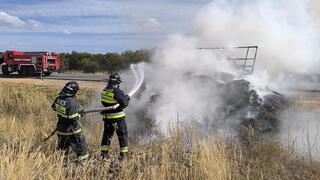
[52, 92, 82, 135]
[101, 83, 130, 120]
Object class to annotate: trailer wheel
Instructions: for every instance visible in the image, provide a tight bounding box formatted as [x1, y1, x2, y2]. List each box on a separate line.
[1, 65, 10, 75]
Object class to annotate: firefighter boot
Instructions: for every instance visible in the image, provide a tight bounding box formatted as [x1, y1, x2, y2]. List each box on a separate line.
[119, 152, 128, 161]
[101, 151, 110, 160]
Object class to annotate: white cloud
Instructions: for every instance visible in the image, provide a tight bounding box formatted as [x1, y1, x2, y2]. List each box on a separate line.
[27, 19, 43, 30]
[0, 11, 43, 30]
[63, 29, 72, 35]
[146, 17, 160, 26]
[0, 11, 25, 28]
[1, 0, 207, 34]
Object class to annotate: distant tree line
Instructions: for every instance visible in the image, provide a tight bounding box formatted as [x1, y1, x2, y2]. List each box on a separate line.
[59, 50, 152, 73]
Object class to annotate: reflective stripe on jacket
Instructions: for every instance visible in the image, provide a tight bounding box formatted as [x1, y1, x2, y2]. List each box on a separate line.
[103, 111, 125, 119]
[101, 90, 118, 104]
[55, 109, 80, 119]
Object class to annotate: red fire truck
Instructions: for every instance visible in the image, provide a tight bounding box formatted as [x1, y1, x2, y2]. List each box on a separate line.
[0, 50, 61, 76]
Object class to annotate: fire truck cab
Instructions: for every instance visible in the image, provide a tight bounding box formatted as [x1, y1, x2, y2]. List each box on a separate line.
[1, 50, 61, 76]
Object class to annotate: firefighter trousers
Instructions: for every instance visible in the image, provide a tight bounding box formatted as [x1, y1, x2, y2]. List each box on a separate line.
[57, 132, 89, 160]
[101, 117, 128, 155]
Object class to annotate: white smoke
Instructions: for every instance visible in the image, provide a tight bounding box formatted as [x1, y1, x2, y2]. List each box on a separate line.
[194, 0, 320, 89]
[127, 0, 320, 149]
[127, 35, 237, 136]
[309, 0, 320, 29]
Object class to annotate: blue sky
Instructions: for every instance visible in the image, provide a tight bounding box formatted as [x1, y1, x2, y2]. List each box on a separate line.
[0, 0, 212, 52]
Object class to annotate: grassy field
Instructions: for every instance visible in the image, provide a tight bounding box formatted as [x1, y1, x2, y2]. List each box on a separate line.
[0, 82, 319, 179]
[0, 77, 106, 91]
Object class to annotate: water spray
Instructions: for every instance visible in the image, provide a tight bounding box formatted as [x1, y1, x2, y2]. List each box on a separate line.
[128, 62, 145, 97]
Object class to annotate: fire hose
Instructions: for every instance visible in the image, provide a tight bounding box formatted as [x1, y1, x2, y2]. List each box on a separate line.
[43, 104, 119, 142]
[80, 104, 119, 114]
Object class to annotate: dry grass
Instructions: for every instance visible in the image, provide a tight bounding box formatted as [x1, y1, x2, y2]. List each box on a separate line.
[0, 77, 106, 91]
[0, 82, 320, 179]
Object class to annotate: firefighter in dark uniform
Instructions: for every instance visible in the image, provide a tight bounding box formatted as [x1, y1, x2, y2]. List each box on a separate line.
[52, 81, 89, 161]
[100, 73, 130, 159]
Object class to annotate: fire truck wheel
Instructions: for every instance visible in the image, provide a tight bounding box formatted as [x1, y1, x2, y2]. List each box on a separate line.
[1, 65, 10, 75]
[19, 66, 35, 76]
[27, 67, 35, 76]
[43, 72, 52, 76]
[19, 67, 28, 76]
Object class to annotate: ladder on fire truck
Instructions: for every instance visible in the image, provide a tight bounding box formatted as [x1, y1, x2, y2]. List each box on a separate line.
[198, 46, 258, 75]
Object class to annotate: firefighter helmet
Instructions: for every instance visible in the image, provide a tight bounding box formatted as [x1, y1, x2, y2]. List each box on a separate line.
[109, 73, 122, 85]
[62, 81, 79, 96]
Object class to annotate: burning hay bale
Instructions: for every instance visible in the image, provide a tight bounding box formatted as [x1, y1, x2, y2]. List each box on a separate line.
[217, 78, 289, 138]
[130, 73, 289, 140]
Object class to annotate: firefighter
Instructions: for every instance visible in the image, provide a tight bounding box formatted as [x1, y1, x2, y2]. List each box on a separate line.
[100, 73, 130, 159]
[52, 81, 89, 162]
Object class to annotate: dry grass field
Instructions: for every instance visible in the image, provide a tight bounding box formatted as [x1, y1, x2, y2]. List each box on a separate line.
[0, 77, 106, 91]
[0, 80, 320, 179]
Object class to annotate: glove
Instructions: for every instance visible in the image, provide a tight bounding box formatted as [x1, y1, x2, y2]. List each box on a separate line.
[78, 110, 85, 117]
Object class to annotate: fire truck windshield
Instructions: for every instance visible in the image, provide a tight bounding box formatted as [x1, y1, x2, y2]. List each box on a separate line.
[47, 59, 56, 64]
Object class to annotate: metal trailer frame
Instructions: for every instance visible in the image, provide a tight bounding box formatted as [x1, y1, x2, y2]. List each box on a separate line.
[198, 46, 258, 75]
